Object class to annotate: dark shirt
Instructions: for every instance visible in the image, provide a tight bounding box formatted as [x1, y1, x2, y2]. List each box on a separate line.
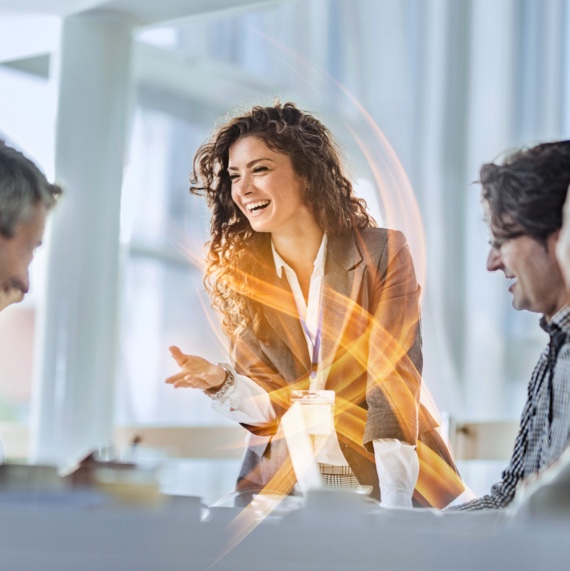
[451, 305, 570, 510]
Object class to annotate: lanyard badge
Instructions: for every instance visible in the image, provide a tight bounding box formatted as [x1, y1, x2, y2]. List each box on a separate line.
[290, 389, 335, 435]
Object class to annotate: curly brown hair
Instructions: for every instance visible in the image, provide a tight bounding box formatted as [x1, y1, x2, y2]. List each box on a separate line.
[190, 101, 376, 334]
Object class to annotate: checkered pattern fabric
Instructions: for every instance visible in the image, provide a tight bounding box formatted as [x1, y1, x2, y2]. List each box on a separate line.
[319, 463, 361, 489]
[318, 463, 355, 476]
[321, 473, 361, 488]
[450, 305, 570, 511]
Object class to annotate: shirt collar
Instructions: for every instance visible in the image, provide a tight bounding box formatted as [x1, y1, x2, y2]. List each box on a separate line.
[271, 234, 328, 278]
[540, 305, 570, 336]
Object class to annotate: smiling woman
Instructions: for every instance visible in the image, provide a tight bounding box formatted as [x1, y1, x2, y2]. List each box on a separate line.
[165, 101, 464, 508]
[228, 136, 314, 238]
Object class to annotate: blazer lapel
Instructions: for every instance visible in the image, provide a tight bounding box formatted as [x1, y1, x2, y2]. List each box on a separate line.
[320, 232, 366, 382]
[250, 232, 367, 377]
[251, 243, 311, 372]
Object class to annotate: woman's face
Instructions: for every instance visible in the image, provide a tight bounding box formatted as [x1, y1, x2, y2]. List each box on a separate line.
[228, 136, 315, 236]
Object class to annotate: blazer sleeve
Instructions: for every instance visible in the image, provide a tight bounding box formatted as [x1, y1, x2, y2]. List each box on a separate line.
[363, 230, 422, 446]
[228, 320, 291, 437]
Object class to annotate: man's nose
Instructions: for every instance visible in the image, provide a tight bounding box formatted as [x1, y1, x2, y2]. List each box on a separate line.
[486, 247, 503, 272]
[16, 265, 30, 294]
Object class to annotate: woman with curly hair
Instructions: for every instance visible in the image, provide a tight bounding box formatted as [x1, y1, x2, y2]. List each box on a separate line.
[166, 102, 464, 507]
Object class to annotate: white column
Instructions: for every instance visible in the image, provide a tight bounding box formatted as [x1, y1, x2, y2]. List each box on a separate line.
[30, 10, 136, 464]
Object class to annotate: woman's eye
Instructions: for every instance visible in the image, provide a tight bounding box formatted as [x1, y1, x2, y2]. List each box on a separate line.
[253, 166, 268, 173]
[228, 174, 239, 181]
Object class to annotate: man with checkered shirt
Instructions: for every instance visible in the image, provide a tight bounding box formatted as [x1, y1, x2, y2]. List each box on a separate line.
[451, 140, 570, 511]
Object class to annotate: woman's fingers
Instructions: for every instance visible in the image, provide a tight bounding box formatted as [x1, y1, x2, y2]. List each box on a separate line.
[166, 348, 217, 390]
[166, 372, 207, 389]
[173, 377, 205, 389]
[165, 371, 188, 385]
[169, 345, 187, 366]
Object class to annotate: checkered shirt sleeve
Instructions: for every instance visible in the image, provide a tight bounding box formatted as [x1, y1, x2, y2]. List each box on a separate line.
[449, 306, 570, 511]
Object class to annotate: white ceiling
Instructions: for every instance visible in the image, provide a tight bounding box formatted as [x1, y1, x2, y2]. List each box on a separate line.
[0, 0, 286, 26]
[0, 0, 292, 111]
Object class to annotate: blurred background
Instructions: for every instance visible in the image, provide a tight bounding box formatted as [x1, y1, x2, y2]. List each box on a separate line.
[0, 0, 568, 503]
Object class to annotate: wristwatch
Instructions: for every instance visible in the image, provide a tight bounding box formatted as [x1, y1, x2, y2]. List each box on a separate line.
[203, 363, 235, 399]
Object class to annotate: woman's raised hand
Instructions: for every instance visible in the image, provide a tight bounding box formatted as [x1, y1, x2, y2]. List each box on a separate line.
[165, 346, 227, 391]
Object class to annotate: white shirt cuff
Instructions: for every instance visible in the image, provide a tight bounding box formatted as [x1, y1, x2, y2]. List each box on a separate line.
[210, 369, 276, 426]
[373, 439, 419, 508]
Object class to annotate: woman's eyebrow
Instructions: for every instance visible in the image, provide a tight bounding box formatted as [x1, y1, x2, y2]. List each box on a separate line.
[228, 158, 275, 171]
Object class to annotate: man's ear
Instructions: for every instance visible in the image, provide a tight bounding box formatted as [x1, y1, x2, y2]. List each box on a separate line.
[548, 230, 561, 255]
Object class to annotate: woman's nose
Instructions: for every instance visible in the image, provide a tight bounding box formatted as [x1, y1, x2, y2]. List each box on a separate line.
[234, 173, 254, 196]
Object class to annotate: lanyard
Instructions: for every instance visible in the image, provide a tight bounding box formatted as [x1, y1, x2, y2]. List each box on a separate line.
[300, 305, 323, 380]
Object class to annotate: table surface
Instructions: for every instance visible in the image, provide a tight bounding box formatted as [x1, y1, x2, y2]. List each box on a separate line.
[0, 489, 567, 571]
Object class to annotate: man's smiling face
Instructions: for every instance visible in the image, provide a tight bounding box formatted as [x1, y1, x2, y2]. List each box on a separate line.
[486, 230, 566, 318]
[0, 203, 47, 304]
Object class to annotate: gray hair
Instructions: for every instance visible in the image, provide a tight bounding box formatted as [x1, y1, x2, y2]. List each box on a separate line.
[0, 140, 62, 238]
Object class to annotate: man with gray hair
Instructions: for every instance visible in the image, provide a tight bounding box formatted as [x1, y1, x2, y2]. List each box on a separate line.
[0, 140, 62, 312]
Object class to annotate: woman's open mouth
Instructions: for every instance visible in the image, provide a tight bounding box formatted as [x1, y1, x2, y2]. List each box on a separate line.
[246, 200, 270, 214]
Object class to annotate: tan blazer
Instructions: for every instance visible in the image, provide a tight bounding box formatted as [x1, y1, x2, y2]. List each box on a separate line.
[231, 228, 464, 507]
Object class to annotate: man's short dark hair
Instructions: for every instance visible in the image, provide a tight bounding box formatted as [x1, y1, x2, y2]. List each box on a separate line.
[481, 140, 570, 244]
[0, 140, 62, 238]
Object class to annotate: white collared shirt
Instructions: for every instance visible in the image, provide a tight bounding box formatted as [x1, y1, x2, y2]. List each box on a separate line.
[272, 235, 347, 466]
[211, 234, 419, 506]
[271, 235, 326, 390]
